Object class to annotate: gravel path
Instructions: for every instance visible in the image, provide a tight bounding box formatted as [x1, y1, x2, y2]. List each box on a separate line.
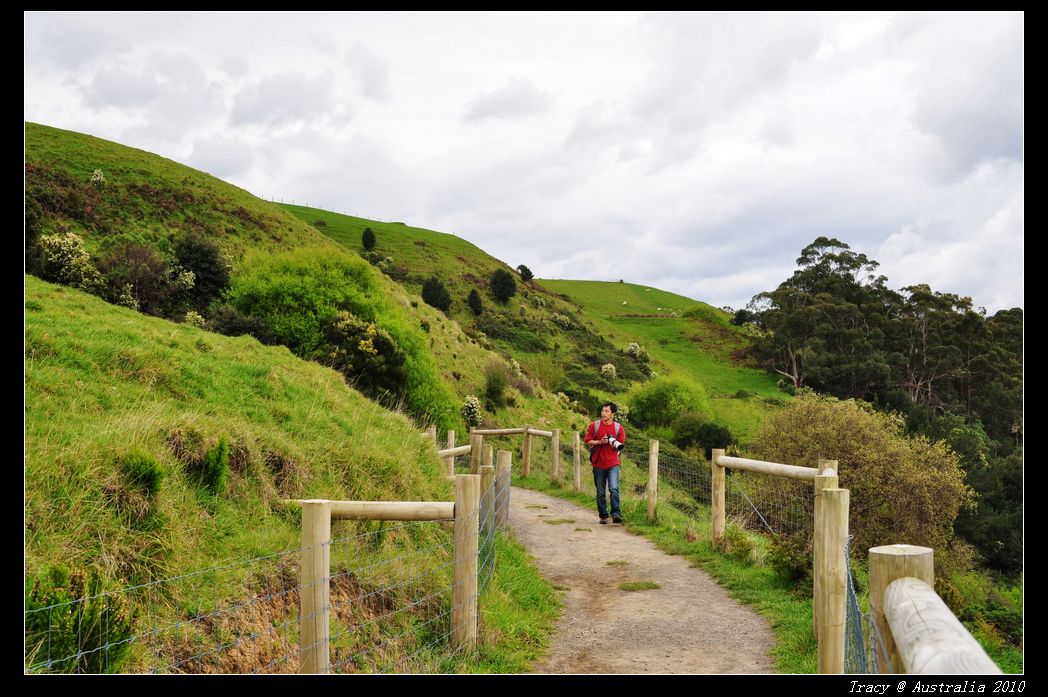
[509, 486, 777, 674]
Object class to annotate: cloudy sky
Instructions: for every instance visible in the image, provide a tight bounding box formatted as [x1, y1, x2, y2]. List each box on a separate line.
[25, 11, 1023, 312]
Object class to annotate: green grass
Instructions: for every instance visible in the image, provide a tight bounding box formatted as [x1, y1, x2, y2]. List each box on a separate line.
[26, 122, 330, 260]
[619, 581, 661, 591]
[538, 280, 784, 443]
[24, 276, 560, 673]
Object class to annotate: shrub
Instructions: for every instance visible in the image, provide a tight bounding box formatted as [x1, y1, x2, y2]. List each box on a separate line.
[467, 289, 483, 316]
[715, 523, 754, 564]
[421, 276, 452, 312]
[752, 393, 970, 558]
[626, 342, 648, 360]
[551, 313, 572, 329]
[195, 437, 229, 494]
[671, 411, 708, 449]
[33, 232, 104, 293]
[516, 264, 534, 282]
[362, 226, 376, 251]
[600, 363, 617, 381]
[461, 395, 482, 428]
[627, 377, 709, 428]
[96, 239, 193, 317]
[694, 423, 735, 459]
[174, 234, 230, 312]
[119, 452, 163, 498]
[484, 361, 511, 408]
[184, 310, 207, 329]
[490, 269, 516, 303]
[325, 311, 407, 401]
[768, 533, 813, 592]
[25, 568, 136, 673]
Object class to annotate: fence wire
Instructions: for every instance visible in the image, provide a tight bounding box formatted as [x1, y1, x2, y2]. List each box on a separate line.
[26, 480, 506, 675]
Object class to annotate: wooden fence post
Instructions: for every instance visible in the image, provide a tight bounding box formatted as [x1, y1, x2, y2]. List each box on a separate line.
[496, 450, 512, 530]
[522, 425, 532, 477]
[869, 544, 934, 673]
[470, 431, 484, 474]
[573, 431, 582, 492]
[551, 429, 561, 483]
[452, 475, 481, 649]
[813, 460, 839, 638]
[647, 439, 659, 522]
[445, 430, 456, 476]
[816, 488, 849, 674]
[711, 448, 726, 543]
[300, 500, 331, 674]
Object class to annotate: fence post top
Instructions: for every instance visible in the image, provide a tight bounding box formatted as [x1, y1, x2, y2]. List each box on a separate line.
[869, 544, 933, 556]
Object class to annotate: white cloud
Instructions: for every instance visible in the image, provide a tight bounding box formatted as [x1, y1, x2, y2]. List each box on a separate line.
[463, 77, 552, 122]
[231, 73, 339, 127]
[24, 11, 1023, 312]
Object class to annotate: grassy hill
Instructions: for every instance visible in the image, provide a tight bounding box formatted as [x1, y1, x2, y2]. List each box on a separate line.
[539, 280, 784, 442]
[281, 204, 784, 443]
[25, 275, 557, 672]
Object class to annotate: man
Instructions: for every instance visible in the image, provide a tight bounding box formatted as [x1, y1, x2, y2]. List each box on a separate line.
[584, 402, 626, 524]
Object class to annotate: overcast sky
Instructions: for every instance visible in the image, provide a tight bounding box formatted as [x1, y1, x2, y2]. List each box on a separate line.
[25, 11, 1023, 313]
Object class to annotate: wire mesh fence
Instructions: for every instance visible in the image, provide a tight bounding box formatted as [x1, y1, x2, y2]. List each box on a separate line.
[25, 475, 508, 675]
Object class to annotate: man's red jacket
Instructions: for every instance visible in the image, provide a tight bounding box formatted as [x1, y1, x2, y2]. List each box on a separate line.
[585, 420, 626, 470]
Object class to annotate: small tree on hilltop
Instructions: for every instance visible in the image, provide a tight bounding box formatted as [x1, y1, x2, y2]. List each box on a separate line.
[362, 227, 376, 251]
[490, 269, 516, 303]
[517, 264, 534, 282]
[422, 276, 452, 312]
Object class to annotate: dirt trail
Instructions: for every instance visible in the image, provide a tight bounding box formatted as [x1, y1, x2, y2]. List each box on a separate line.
[508, 486, 776, 674]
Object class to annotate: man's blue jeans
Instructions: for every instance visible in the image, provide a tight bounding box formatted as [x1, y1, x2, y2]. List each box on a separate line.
[592, 465, 621, 519]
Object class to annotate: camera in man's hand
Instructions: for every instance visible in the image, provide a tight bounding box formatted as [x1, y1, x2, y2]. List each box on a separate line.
[607, 436, 624, 452]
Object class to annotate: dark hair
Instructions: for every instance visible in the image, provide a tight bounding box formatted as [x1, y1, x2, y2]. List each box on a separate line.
[600, 402, 618, 415]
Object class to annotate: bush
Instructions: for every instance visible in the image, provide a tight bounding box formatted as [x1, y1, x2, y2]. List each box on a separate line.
[768, 533, 813, 592]
[362, 227, 376, 250]
[194, 437, 229, 494]
[119, 452, 163, 498]
[325, 311, 407, 401]
[32, 232, 104, 293]
[516, 264, 534, 282]
[174, 234, 230, 312]
[671, 411, 708, 449]
[207, 304, 273, 342]
[25, 568, 137, 673]
[467, 289, 483, 316]
[490, 269, 516, 303]
[695, 423, 735, 458]
[626, 342, 648, 361]
[601, 363, 617, 381]
[483, 362, 512, 408]
[551, 313, 573, 329]
[715, 523, 754, 564]
[461, 395, 482, 428]
[96, 239, 193, 317]
[752, 393, 970, 558]
[421, 276, 452, 313]
[627, 377, 709, 428]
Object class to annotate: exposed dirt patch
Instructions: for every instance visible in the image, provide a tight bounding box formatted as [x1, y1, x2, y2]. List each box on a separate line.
[509, 487, 776, 674]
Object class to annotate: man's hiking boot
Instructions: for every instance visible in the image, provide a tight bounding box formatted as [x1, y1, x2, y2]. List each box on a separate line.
[612, 515, 623, 524]
[599, 517, 609, 525]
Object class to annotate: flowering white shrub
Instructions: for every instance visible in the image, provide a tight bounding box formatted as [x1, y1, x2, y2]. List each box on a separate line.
[184, 310, 207, 329]
[461, 395, 482, 427]
[601, 363, 617, 381]
[37, 232, 104, 292]
[90, 169, 106, 187]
